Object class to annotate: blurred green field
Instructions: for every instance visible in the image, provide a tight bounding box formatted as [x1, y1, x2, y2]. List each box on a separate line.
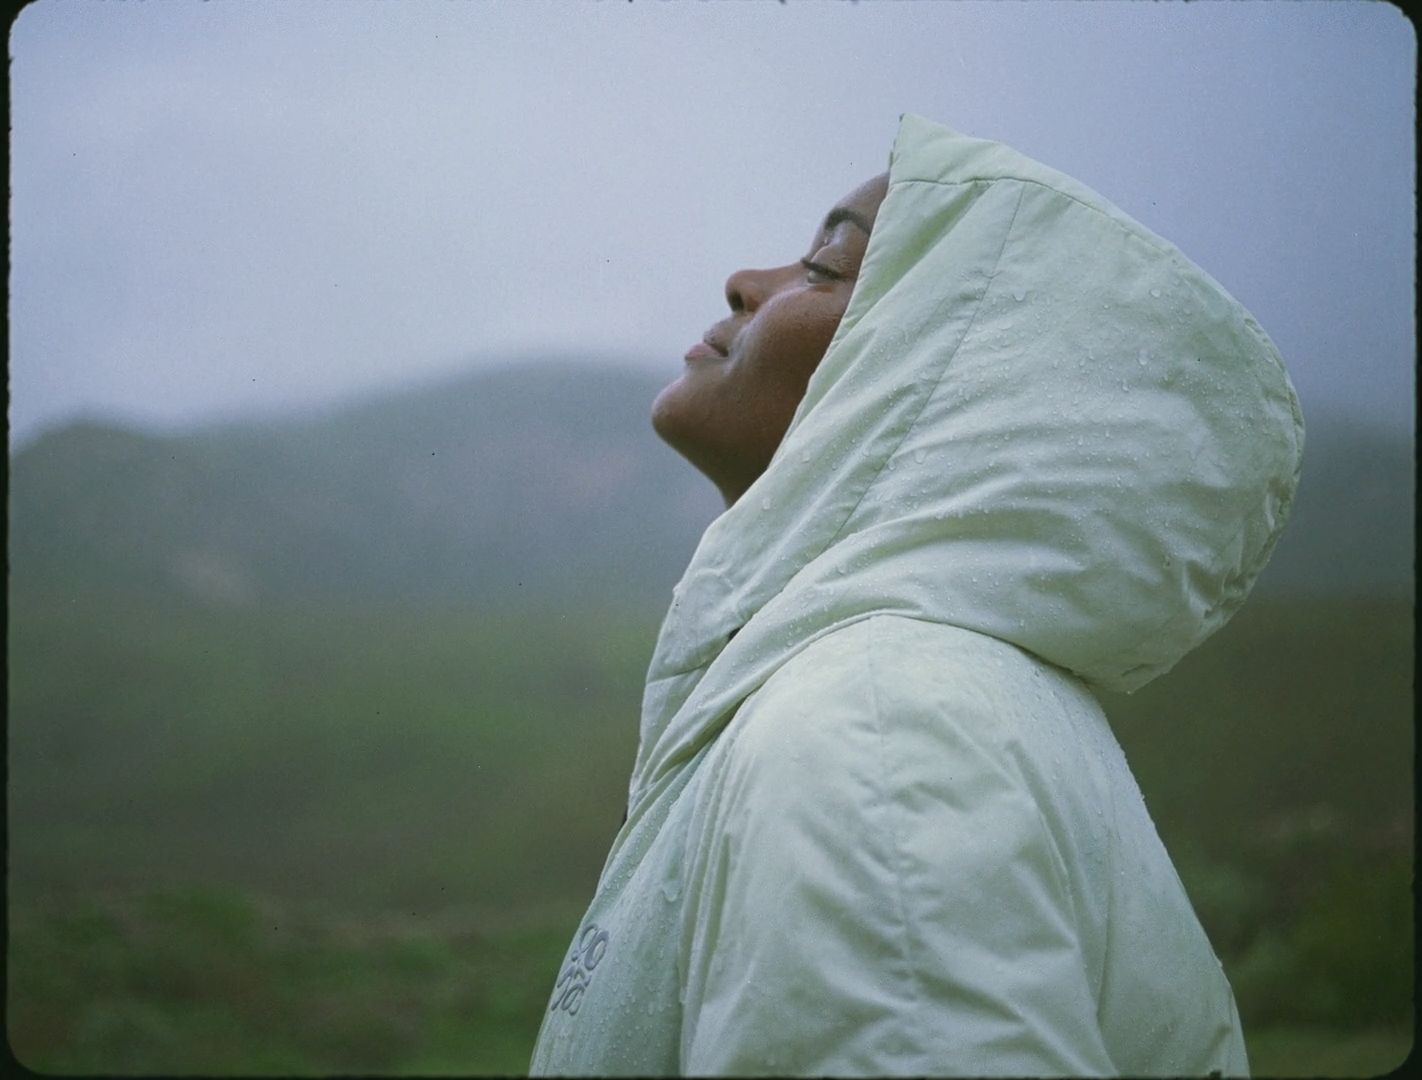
[7, 588, 1413, 1074]
[8, 592, 651, 915]
[7, 888, 1411, 1076]
[8, 888, 573, 1074]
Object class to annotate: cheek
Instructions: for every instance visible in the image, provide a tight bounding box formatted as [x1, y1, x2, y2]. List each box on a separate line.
[742, 298, 844, 387]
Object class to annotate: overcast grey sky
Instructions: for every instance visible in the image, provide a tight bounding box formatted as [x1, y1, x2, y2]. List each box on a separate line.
[8, 0, 1415, 446]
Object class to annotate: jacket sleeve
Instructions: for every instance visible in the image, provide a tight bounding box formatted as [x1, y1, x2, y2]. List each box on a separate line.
[676, 622, 1115, 1077]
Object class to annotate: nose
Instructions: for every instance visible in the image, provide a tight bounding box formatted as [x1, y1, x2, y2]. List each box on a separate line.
[725, 267, 775, 315]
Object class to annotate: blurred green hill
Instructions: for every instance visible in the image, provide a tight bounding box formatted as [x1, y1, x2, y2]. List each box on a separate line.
[8, 360, 723, 611]
[6, 360, 1414, 1074]
[7, 358, 1413, 606]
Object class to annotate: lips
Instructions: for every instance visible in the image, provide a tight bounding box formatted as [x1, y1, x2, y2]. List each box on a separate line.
[684, 342, 724, 362]
[684, 331, 730, 363]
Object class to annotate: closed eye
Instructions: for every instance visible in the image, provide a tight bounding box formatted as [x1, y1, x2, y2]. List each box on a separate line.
[800, 257, 843, 283]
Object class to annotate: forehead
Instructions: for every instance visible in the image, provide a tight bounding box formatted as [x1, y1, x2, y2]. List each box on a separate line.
[842, 173, 890, 214]
[820, 173, 889, 237]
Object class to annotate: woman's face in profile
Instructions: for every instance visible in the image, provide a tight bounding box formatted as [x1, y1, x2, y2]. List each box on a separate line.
[652, 173, 890, 506]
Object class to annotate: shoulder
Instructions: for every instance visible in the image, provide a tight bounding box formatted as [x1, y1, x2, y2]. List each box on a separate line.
[734, 615, 1052, 765]
[709, 616, 1114, 882]
[715, 616, 1056, 841]
[759, 615, 1057, 702]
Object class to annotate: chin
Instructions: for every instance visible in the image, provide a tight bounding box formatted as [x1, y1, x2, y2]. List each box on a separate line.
[650, 379, 724, 482]
[651, 366, 715, 440]
[650, 378, 684, 444]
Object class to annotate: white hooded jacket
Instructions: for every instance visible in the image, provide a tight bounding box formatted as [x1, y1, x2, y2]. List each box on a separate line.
[529, 114, 1302, 1077]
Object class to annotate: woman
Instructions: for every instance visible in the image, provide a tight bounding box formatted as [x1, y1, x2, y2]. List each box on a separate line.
[530, 114, 1301, 1076]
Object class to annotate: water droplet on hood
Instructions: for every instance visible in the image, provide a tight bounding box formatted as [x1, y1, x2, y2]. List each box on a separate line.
[913, 448, 927, 464]
[761, 497, 772, 511]
[1150, 288, 1162, 298]
[1013, 289, 1026, 302]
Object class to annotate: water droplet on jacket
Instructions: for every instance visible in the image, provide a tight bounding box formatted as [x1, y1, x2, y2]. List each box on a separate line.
[1013, 289, 1026, 301]
[913, 448, 927, 464]
[1150, 288, 1162, 298]
[761, 497, 772, 511]
[1137, 349, 1149, 366]
[1121, 379, 1130, 392]
[800, 450, 811, 463]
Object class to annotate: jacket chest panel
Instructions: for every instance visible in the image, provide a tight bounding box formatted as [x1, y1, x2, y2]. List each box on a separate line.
[529, 767, 704, 1075]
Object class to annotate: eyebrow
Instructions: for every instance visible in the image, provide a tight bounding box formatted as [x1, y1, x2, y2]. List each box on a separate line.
[822, 206, 874, 236]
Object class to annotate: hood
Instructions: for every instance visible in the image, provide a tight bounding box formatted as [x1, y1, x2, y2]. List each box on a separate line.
[629, 113, 1303, 806]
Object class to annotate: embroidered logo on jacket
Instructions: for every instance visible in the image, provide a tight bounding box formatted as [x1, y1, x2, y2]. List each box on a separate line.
[549, 923, 610, 1016]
